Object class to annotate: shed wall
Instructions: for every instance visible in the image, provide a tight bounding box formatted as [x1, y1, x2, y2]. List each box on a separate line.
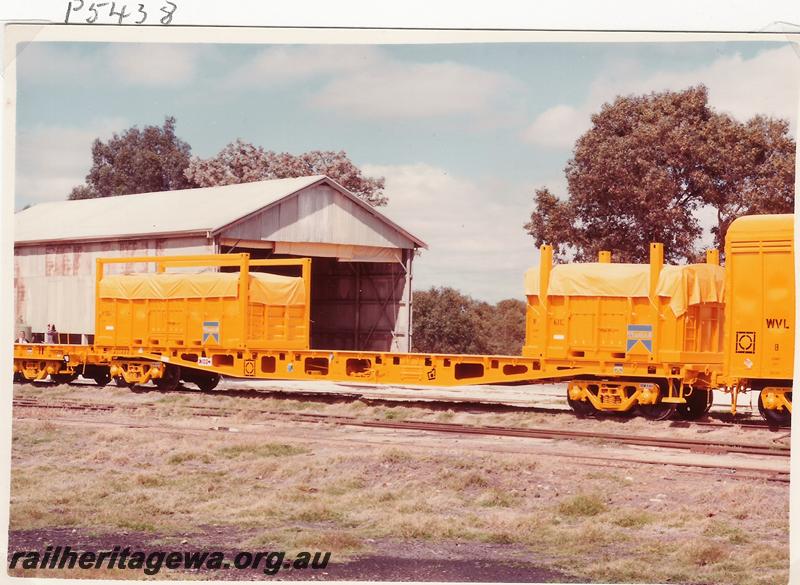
[223, 184, 416, 249]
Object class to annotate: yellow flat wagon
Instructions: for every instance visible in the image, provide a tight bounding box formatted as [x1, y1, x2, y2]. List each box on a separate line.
[13, 214, 794, 425]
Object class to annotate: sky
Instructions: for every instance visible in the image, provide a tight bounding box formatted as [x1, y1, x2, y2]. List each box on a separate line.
[13, 40, 800, 302]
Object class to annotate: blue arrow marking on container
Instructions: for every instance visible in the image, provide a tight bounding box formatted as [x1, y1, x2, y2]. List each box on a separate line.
[202, 321, 220, 344]
[626, 324, 653, 352]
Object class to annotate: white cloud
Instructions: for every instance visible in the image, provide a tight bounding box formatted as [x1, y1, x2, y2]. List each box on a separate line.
[227, 45, 383, 87]
[523, 45, 800, 149]
[225, 45, 518, 120]
[367, 163, 538, 302]
[16, 43, 201, 87]
[520, 104, 589, 149]
[105, 44, 200, 86]
[15, 42, 95, 84]
[311, 60, 517, 119]
[695, 203, 720, 249]
[16, 118, 127, 207]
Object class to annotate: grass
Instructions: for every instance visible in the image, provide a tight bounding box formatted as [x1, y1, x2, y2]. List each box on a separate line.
[167, 451, 210, 464]
[477, 489, 520, 508]
[685, 539, 729, 567]
[612, 509, 654, 528]
[557, 494, 607, 517]
[381, 407, 413, 421]
[703, 520, 751, 544]
[9, 382, 790, 585]
[217, 442, 309, 459]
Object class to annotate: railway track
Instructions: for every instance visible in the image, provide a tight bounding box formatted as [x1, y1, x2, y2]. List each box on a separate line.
[13, 397, 791, 484]
[15, 379, 787, 431]
[13, 396, 790, 459]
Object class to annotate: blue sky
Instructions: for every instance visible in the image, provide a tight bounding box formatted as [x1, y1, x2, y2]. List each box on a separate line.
[14, 40, 799, 301]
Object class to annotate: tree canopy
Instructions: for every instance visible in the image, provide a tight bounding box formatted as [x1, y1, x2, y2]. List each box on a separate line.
[69, 116, 194, 200]
[185, 139, 387, 206]
[525, 86, 796, 263]
[67, 121, 386, 206]
[412, 287, 526, 355]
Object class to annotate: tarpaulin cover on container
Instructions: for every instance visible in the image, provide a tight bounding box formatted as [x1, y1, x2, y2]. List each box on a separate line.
[99, 272, 306, 305]
[524, 263, 725, 317]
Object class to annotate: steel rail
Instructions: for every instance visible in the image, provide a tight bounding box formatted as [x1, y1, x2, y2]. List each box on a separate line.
[12, 409, 790, 484]
[13, 397, 789, 458]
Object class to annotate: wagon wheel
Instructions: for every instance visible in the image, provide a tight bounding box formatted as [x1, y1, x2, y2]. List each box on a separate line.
[155, 364, 181, 392]
[93, 371, 111, 387]
[637, 402, 676, 421]
[50, 373, 78, 386]
[758, 390, 792, 427]
[567, 390, 596, 416]
[193, 373, 221, 392]
[114, 376, 137, 389]
[676, 388, 713, 421]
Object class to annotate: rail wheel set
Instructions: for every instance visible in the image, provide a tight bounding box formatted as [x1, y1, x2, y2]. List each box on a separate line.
[13, 214, 795, 426]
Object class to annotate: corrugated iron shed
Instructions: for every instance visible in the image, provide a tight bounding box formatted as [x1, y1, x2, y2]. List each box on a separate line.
[14, 175, 425, 352]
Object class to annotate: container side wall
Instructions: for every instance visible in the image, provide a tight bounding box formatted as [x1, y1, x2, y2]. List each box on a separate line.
[724, 217, 794, 382]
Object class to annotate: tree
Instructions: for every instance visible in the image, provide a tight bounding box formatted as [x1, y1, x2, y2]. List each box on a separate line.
[483, 298, 527, 355]
[706, 115, 796, 247]
[69, 117, 195, 200]
[412, 287, 491, 355]
[525, 86, 795, 263]
[411, 288, 527, 355]
[185, 139, 387, 206]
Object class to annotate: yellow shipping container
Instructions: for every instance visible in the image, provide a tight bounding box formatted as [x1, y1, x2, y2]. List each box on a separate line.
[95, 265, 309, 351]
[522, 244, 726, 419]
[523, 245, 725, 364]
[723, 213, 794, 425]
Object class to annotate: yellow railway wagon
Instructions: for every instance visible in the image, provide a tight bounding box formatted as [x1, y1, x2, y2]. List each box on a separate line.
[14, 249, 728, 421]
[13, 213, 793, 426]
[523, 244, 726, 420]
[95, 261, 310, 351]
[723, 214, 794, 425]
[95, 254, 311, 390]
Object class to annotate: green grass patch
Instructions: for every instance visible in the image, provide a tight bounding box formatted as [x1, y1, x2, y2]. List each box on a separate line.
[382, 407, 413, 421]
[703, 520, 751, 544]
[167, 451, 210, 464]
[558, 494, 607, 517]
[612, 509, 654, 528]
[218, 442, 310, 459]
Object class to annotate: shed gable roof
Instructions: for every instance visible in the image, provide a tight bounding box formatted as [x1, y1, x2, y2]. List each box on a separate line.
[14, 175, 427, 249]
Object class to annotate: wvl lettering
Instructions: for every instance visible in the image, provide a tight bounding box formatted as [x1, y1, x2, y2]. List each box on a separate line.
[765, 318, 790, 329]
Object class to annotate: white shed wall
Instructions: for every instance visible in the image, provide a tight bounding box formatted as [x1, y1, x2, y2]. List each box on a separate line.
[14, 236, 214, 336]
[223, 184, 416, 249]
